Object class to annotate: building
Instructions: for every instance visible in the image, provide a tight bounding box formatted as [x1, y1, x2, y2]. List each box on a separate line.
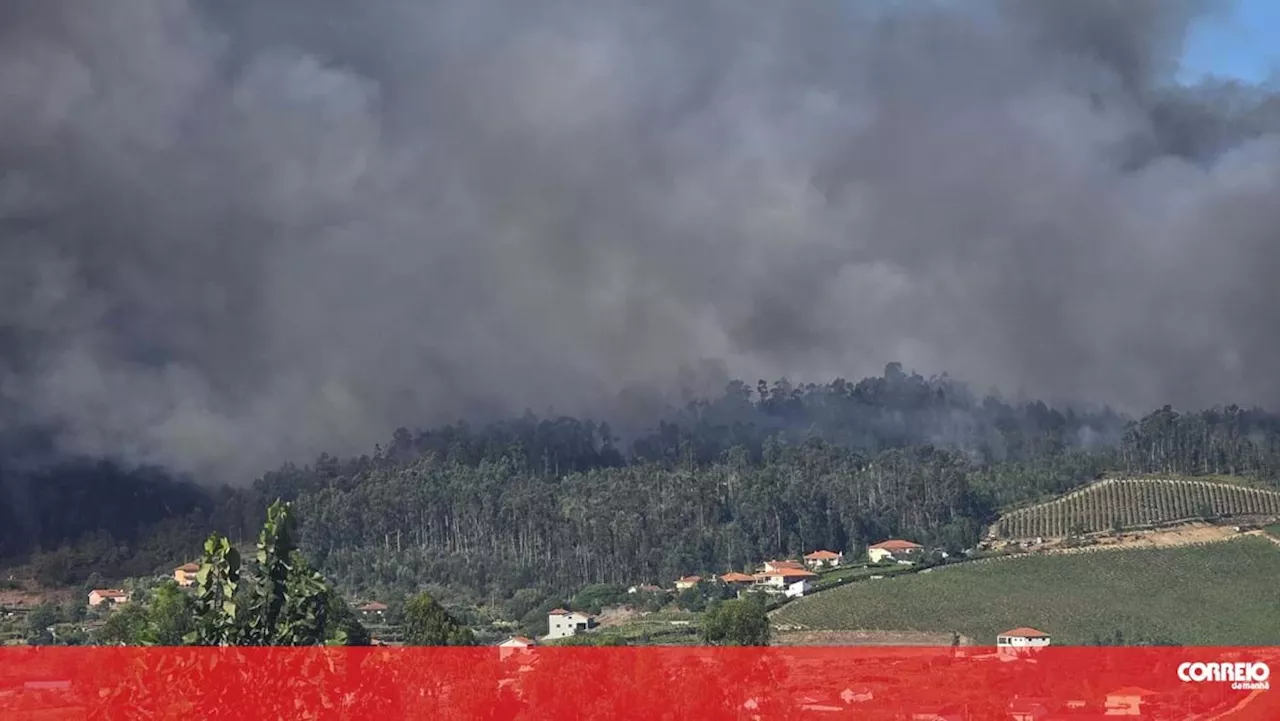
[1104, 687, 1157, 716]
[718, 572, 755, 586]
[867, 539, 924, 564]
[547, 609, 595, 639]
[803, 550, 844, 569]
[674, 576, 702, 590]
[760, 560, 806, 573]
[627, 584, 661, 594]
[753, 568, 818, 591]
[783, 578, 813, 598]
[173, 563, 200, 587]
[87, 589, 129, 607]
[498, 636, 536, 660]
[996, 628, 1051, 659]
[357, 601, 388, 618]
[1007, 697, 1051, 721]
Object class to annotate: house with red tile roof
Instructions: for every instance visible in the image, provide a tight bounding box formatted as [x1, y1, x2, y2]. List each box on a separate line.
[173, 563, 200, 587]
[997, 627, 1051, 659]
[547, 609, 595, 639]
[752, 568, 818, 593]
[357, 601, 389, 617]
[760, 559, 805, 573]
[87, 589, 129, 607]
[1104, 687, 1158, 716]
[867, 539, 923, 564]
[803, 550, 845, 569]
[718, 572, 755, 585]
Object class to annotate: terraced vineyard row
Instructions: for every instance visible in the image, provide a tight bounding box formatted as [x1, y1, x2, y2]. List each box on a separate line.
[996, 479, 1280, 539]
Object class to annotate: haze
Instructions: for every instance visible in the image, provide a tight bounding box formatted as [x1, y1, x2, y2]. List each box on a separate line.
[2, 0, 1277, 484]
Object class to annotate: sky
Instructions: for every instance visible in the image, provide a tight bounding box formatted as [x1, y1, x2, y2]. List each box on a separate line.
[1181, 0, 1280, 83]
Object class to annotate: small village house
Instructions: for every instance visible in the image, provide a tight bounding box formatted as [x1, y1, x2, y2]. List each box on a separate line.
[803, 550, 844, 569]
[546, 609, 595, 639]
[996, 628, 1051, 659]
[783, 578, 814, 598]
[87, 589, 129, 607]
[627, 584, 661, 594]
[498, 636, 536, 660]
[674, 576, 702, 590]
[867, 540, 923, 564]
[753, 568, 817, 591]
[173, 563, 200, 587]
[1007, 697, 1051, 721]
[1104, 687, 1158, 716]
[760, 559, 806, 573]
[718, 572, 755, 586]
[357, 601, 388, 618]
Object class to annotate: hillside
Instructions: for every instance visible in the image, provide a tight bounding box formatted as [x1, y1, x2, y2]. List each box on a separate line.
[770, 536, 1280, 645]
[995, 478, 1280, 539]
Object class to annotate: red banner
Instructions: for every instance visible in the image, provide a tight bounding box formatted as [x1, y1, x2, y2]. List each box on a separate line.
[0, 646, 1275, 719]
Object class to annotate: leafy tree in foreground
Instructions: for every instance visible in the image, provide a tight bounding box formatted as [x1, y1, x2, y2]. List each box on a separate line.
[185, 500, 368, 646]
[402, 592, 476, 646]
[701, 596, 770, 646]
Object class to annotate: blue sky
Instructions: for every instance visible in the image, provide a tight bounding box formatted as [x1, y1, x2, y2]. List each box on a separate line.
[1180, 0, 1280, 84]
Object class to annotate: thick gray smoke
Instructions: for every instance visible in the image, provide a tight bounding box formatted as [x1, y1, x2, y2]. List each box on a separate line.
[0, 0, 1275, 483]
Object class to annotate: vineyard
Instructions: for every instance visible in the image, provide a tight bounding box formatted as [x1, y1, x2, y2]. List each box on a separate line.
[770, 536, 1280, 645]
[995, 478, 1280, 540]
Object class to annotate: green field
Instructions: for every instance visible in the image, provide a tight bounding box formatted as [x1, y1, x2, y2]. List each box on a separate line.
[772, 537, 1280, 645]
[996, 478, 1280, 539]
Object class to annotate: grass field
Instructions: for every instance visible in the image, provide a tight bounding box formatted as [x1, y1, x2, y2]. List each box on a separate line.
[771, 536, 1280, 645]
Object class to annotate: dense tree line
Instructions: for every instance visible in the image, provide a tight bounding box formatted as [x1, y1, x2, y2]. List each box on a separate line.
[7, 364, 1280, 605]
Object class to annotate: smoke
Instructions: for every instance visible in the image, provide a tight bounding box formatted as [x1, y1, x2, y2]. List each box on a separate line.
[1, 0, 1276, 484]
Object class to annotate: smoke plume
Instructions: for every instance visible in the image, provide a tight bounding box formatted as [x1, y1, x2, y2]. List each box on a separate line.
[1, 0, 1276, 483]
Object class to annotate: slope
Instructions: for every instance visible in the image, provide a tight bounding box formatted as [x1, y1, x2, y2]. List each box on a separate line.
[770, 536, 1280, 645]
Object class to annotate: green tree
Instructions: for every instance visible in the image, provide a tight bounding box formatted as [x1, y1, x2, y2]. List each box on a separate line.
[701, 597, 770, 646]
[185, 500, 367, 646]
[97, 603, 152, 645]
[402, 593, 476, 646]
[24, 603, 57, 645]
[146, 580, 195, 645]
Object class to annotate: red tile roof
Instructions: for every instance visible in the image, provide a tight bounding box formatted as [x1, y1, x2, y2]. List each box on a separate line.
[804, 550, 842, 560]
[91, 589, 128, 597]
[175, 563, 200, 572]
[763, 560, 806, 570]
[754, 569, 818, 579]
[549, 608, 570, 615]
[868, 540, 922, 550]
[1000, 627, 1049, 638]
[358, 602, 388, 612]
[719, 572, 755, 583]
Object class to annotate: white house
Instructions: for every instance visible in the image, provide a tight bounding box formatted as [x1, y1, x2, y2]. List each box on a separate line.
[753, 568, 817, 591]
[546, 609, 595, 639]
[1104, 687, 1157, 716]
[783, 578, 813, 598]
[498, 636, 536, 660]
[802, 550, 844, 569]
[867, 539, 923, 564]
[760, 560, 805, 573]
[87, 589, 129, 607]
[674, 576, 702, 590]
[996, 627, 1051, 659]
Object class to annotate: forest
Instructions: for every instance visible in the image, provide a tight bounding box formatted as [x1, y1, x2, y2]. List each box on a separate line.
[5, 363, 1280, 611]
